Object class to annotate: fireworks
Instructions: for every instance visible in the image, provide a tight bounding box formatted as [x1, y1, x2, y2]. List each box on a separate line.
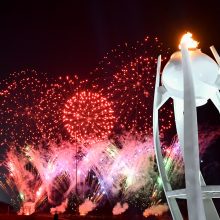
[0, 36, 183, 217]
[92, 37, 173, 134]
[36, 75, 86, 140]
[0, 70, 48, 145]
[0, 37, 174, 143]
[63, 91, 115, 143]
[0, 134, 184, 215]
[36, 75, 114, 142]
[0, 146, 44, 213]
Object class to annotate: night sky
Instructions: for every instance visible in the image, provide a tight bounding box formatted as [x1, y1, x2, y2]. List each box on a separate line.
[0, 0, 219, 77]
[0, 0, 220, 211]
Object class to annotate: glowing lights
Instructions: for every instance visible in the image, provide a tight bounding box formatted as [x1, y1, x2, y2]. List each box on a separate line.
[0, 135, 184, 214]
[0, 35, 185, 215]
[63, 91, 115, 143]
[36, 75, 83, 140]
[125, 169, 135, 187]
[19, 192, 25, 201]
[0, 37, 174, 145]
[179, 32, 199, 49]
[36, 187, 43, 198]
[0, 70, 48, 145]
[8, 162, 15, 172]
[92, 36, 173, 135]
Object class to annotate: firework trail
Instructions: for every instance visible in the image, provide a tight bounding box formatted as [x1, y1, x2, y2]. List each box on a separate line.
[26, 140, 83, 205]
[103, 124, 184, 212]
[91, 37, 173, 135]
[0, 145, 45, 214]
[80, 133, 184, 211]
[148, 137, 184, 210]
[0, 70, 48, 145]
[0, 140, 80, 213]
[1, 134, 184, 215]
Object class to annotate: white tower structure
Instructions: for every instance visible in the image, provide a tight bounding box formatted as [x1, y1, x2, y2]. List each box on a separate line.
[153, 32, 220, 220]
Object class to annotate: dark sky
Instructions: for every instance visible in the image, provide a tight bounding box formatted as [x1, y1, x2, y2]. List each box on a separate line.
[0, 0, 219, 77]
[0, 0, 220, 206]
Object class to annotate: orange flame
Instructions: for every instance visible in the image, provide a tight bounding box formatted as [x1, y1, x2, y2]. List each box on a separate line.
[179, 32, 199, 49]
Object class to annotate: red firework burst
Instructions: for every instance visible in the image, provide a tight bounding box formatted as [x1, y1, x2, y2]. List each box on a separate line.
[0, 70, 48, 145]
[108, 56, 173, 134]
[36, 75, 86, 140]
[63, 91, 115, 143]
[92, 36, 173, 135]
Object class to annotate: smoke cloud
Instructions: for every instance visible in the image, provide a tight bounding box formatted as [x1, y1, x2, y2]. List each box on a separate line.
[50, 199, 68, 215]
[79, 199, 96, 216]
[143, 204, 168, 218]
[112, 202, 129, 215]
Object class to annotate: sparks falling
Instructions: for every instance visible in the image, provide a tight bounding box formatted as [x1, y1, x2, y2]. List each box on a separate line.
[91, 36, 173, 135]
[0, 70, 48, 145]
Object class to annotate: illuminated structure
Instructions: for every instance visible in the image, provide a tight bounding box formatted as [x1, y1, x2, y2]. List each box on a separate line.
[153, 33, 220, 220]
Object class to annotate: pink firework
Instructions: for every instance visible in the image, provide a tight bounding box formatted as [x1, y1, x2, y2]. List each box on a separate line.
[63, 91, 115, 143]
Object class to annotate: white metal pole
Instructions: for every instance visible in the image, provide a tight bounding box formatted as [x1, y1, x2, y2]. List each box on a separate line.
[181, 43, 206, 220]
